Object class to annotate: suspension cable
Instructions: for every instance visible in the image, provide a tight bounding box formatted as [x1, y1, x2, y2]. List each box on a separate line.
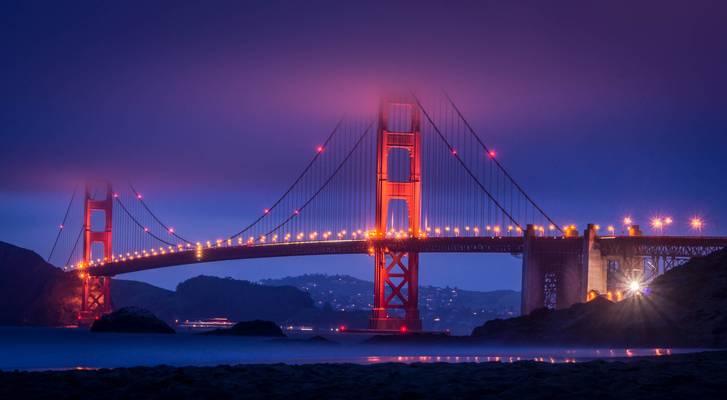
[48, 185, 78, 262]
[65, 226, 84, 267]
[113, 196, 178, 246]
[229, 117, 345, 239]
[412, 92, 522, 230]
[128, 183, 192, 244]
[265, 121, 374, 236]
[443, 90, 563, 233]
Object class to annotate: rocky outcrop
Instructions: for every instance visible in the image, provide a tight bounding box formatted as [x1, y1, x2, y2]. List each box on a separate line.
[90, 307, 175, 334]
[203, 320, 285, 337]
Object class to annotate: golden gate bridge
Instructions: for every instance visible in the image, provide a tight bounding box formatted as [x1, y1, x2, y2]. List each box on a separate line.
[46, 93, 727, 329]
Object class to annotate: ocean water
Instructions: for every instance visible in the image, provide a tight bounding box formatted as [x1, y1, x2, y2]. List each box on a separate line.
[0, 327, 704, 371]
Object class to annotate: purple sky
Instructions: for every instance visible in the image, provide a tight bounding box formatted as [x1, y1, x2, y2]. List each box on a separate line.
[2, 1, 727, 291]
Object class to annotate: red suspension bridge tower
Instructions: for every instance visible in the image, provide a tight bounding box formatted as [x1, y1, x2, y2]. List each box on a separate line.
[78, 183, 113, 324]
[370, 97, 423, 331]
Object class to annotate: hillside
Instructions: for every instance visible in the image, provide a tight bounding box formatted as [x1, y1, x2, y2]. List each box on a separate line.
[262, 274, 520, 334]
[472, 249, 727, 347]
[113, 275, 368, 329]
[0, 241, 79, 325]
[111, 280, 176, 320]
[114, 276, 314, 322]
[0, 241, 368, 329]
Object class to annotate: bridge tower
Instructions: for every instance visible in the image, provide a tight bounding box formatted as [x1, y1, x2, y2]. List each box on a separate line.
[78, 183, 113, 325]
[370, 97, 423, 332]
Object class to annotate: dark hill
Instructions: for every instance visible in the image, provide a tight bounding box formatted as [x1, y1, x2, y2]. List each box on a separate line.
[0, 241, 79, 325]
[175, 276, 314, 321]
[472, 249, 727, 348]
[114, 275, 316, 323]
[111, 280, 177, 322]
[111, 276, 376, 329]
[113, 275, 367, 329]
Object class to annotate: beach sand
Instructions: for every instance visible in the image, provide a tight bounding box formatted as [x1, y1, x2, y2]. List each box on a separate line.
[1, 350, 725, 399]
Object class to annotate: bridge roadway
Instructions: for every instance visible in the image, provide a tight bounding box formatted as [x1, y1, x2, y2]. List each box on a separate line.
[81, 235, 727, 277]
[84, 237, 524, 276]
[595, 235, 727, 257]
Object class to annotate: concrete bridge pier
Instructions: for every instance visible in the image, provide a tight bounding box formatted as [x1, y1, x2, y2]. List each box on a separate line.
[585, 224, 649, 299]
[582, 224, 606, 298]
[521, 224, 584, 315]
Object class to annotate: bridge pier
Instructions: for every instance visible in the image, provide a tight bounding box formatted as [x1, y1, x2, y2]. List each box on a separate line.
[521, 225, 584, 315]
[370, 250, 422, 331]
[582, 224, 607, 296]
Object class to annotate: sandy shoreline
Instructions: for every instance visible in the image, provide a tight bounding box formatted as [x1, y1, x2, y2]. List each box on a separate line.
[1, 350, 725, 399]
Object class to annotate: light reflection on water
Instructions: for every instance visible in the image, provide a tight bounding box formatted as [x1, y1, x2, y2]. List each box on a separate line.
[360, 348, 675, 365]
[0, 327, 698, 371]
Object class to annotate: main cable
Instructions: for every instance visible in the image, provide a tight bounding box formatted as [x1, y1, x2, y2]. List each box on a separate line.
[114, 196, 177, 247]
[229, 117, 345, 239]
[265, 121, 374, 236]
[128, 183, 192, 244]
[48, 185, 78, 262]
[442, 90, 562, 233]
[412, 92, 522, 230]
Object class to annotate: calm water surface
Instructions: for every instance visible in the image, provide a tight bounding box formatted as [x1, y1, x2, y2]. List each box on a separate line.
[0, 327, 704, 371]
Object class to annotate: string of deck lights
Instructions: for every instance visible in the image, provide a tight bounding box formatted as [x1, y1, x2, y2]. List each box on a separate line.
[63, 183, 711, 271]
[64, 223, 549, 270]
[64, 213, 710, 271]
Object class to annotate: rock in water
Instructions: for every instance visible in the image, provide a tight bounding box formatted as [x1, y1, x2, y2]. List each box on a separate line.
[90, 307, 175, 334]
[204, 320, 285, 337]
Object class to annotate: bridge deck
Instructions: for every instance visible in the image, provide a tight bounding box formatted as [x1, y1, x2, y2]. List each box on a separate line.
[596, 235, 727, 257]
[77, 235, 727, 277]
[83, 237, 526, 276]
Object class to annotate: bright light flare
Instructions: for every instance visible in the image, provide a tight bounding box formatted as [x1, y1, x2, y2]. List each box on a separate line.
[690, 217, 704, 232]
[623, 217, 632, 226]
[650, 217, 663, 230]
[628, 280, 641, 294]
